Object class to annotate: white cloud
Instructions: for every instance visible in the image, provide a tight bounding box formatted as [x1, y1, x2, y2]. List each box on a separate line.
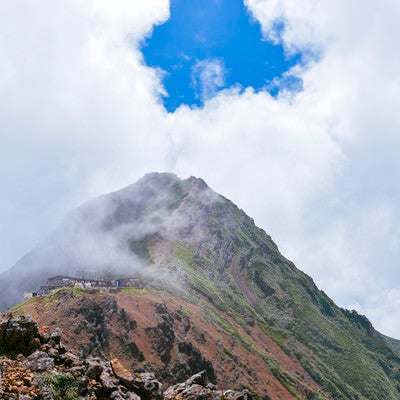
[243, 0, 400, 337]
[0, 0, 170, 268]
[167, 87, 341, 226]
[191, 58, 226, 101]
[1, 0, 400, 338]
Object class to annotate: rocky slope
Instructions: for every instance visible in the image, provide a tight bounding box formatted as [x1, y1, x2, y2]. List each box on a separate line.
[0, 314, 250, 400]
[2, 172, 400, 399]
[12, 286, 314, 399]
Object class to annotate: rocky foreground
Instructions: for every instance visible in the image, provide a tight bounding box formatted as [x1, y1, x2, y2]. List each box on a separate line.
[0, 314, 251, 400]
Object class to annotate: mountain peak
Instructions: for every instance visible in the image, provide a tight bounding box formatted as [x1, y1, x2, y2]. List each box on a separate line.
[139, 171, 180, 185]
[131, 172, 208, 190]
[185, 175, 209, 189]
[2, 173, 400, 399]
[112, 173, 212, 209]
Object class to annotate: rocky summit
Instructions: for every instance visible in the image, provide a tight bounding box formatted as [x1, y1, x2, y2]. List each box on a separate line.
[1, 173, 400, 399]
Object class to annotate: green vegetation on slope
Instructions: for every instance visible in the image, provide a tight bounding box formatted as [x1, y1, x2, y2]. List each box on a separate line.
[171, 197, 400, 400]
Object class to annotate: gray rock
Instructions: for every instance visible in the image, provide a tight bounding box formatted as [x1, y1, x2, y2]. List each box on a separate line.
[25, 350, 54, 371]
[164, 371, 252, 400]
[100, 370, 119, 392]
[0, 316, 39, 355]
[78, 376, 89, 395]
[133, 372, 162, 400]
[47, 347, 59, 359]
[85, 357, 104, 379]
[125, 392, 141, 400]
[59, 350, 82, 367]
[49, 327, 62, 344]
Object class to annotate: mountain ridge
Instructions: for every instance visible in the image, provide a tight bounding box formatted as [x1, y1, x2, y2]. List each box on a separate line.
[2, 172, 400, 399]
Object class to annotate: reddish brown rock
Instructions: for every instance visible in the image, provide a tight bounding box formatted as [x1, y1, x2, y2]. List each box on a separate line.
[111, 358, 134, 386]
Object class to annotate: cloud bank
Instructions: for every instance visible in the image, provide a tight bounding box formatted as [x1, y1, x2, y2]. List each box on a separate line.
[1, 0, 400, 337]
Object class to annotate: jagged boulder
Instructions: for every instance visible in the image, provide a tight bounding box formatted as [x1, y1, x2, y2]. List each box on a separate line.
[164, 371, 252, 400]
[0, 315, 39, 355]
[59, 350, 83, 368]
[85, 357, 104, 380]
[133, 372, 162, 400]
[111, 357, 135, 386]
[25, 351, 54, 372]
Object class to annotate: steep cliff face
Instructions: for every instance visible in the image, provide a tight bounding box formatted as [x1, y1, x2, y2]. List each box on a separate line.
[2, 173, 400, 399]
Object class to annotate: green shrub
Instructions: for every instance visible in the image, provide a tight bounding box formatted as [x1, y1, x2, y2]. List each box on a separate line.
[43, 372, 79, 400]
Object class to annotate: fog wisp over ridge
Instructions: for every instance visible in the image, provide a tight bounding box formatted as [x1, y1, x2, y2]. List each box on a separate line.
[0, 173, 227, 310]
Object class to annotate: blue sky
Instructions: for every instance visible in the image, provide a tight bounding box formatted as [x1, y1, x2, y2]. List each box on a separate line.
[141, 0, 302, 111]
